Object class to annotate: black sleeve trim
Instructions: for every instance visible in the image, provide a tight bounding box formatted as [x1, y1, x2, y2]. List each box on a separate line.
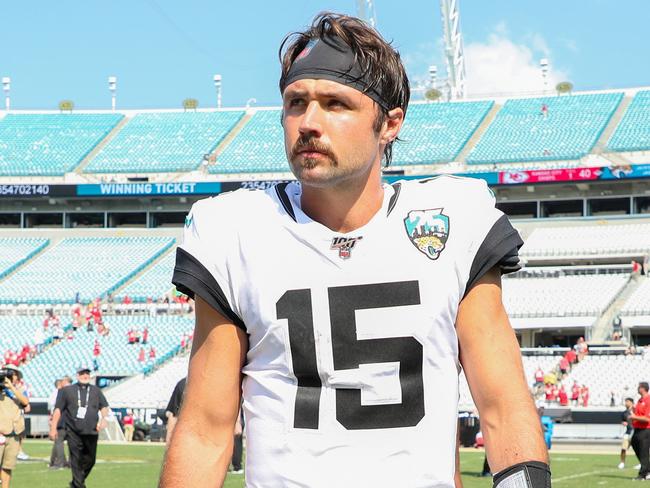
[172, 247, 246, 331]
[464, 215, 523, 297]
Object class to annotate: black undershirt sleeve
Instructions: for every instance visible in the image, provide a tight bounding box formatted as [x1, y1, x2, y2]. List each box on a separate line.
[464, 215, 523, 296]
[172, 247, 246, 331]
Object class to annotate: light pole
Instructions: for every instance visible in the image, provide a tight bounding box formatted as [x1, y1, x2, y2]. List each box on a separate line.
[429, 65, 437, 88]
[108, 76, 117, 112]
[540, 58, 549, 94]
[2, 77, 11, 111]
[213, 74, 222, 109]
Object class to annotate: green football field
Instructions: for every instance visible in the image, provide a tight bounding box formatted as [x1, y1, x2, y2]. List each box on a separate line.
[11, 440, 642, 487]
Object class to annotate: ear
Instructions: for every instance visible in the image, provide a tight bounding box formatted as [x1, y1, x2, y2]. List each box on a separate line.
[379, 107, 404, 144]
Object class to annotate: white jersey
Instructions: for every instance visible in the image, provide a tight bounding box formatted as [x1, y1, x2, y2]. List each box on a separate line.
[173, 176, 522, 488]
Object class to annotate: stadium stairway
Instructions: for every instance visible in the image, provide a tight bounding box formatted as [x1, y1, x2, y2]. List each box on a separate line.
[109, 245, 176, 299]
[454, 102, 502, 163]
[206, 111, 254, 172]
[74, 115, 131, 177]
[589, 275, 646, 343]
[592, 95, 633, 154]
[0, 238, 57, 286]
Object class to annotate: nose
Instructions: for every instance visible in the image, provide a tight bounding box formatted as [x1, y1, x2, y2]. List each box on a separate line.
[298, 101, 324, 138]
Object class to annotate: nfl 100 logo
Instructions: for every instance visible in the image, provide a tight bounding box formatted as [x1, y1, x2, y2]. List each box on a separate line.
[330, 236, 363, 260]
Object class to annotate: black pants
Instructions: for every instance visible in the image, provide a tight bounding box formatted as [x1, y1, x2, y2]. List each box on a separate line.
[631, 428, 650, 477]
[232, 434, 243, 470]
[66, 430, 98, 488]
[49, 428, 68, 467]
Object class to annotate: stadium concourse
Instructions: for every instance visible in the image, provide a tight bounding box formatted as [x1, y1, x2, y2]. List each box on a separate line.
[0, 86, 649, 464]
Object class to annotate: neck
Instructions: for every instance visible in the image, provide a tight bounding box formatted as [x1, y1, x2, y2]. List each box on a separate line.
[299, 165, 384, 233]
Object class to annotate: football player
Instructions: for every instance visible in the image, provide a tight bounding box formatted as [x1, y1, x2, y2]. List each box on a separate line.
[160, 12, 550, 488]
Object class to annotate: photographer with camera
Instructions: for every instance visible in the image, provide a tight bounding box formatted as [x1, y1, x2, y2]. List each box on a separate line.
[0, 364, 29, 488]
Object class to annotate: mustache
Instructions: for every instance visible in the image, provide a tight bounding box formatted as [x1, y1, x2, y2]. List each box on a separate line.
[290, 136, 336, 163]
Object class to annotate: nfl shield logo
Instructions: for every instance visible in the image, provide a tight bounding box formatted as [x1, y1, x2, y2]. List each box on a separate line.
[330, 236, 363, 260]
[403, 208, 450, 260]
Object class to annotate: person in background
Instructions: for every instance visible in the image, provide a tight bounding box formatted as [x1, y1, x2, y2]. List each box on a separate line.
[49, 366, 110, 488]
[122, 410, 135, 443]
[619, 397, 635, 469]
[629, 382, 650, 481]
[48, 377, 70, 469]
[0, 364, 29, 488]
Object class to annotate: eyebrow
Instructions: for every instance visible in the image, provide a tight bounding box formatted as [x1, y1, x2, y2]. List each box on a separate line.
[283, 88, 355, 102]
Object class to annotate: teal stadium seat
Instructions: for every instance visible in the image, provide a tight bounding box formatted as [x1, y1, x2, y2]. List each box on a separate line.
[0, 114, 123, 176]
[607, 90, 650, 152]
[86, 111, 244, 173]
[0, 238, 49, 280]
[466, 93, 623, 164]
[19, 315, 194, 398]
[0, 236, 174, 304]
[210, 109, 288, 174]
[391, 101, 493, 165]
[116, 250, 176, 302]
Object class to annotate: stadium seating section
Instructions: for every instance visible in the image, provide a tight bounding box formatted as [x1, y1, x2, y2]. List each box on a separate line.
[22, 315, 194, 398]
[0, 238, 49, 280]
[391, 101, 493, 165]
[569, 354, 649, 406]
[521, 222, 650, 258]
[210, 109, 287, 174]
[0, 113, 123, 176]
[0, 236, 174, 304]
[106, 355, 189, 408]
[502, 273, 629, 317]
[608, 90, 650, 152]
[115, 250, 176, 303]
[86, 111, 244, 173]
[466, 93, 623, 164]
[621, 278, 650, 315]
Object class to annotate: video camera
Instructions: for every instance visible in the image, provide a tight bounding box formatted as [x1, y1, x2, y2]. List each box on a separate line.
[0, 368, 16, 384]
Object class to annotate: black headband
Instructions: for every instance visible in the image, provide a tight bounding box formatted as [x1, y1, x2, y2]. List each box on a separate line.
[280, 35, 391, 111]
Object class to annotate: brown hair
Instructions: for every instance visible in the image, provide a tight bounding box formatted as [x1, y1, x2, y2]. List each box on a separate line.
[279, 12, 410, 166]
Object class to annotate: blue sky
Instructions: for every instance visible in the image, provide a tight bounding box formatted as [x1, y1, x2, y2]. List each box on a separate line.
[1, 0, 648, 110]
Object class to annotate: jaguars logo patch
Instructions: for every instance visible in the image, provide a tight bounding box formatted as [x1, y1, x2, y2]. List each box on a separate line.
[403, 208, 450, 260]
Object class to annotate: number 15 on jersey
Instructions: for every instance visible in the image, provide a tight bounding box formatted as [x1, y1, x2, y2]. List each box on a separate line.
[276, 281, 425, 431]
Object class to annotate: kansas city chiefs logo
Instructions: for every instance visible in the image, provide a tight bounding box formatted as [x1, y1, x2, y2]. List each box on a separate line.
[330, 236, 363, 260]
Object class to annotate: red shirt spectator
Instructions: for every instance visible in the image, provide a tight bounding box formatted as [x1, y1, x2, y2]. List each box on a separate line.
[148, 347, 156, 360]
[127, 330, 136, 345]
[534, 367, 544, 384]
[137, 347, 145, 363]
[559, 357, 570, 373]
[123, 295, 132, 305]
[565, 349, 577, 364]
[580, 386, 589, 407]
[142, 327, 149, 344]
[558, 386, 568, 406]
[123, 412, 134, 427]
[571, 382, 580, 401]
[545, 384, 554, 401]
[93, 340, 101, 357]
[632, 392, 650, 430]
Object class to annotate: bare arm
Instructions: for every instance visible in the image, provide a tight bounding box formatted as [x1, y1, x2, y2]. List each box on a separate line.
[165, 413, 177, 447]
[159, 296, 248, 487]
[97, 406, 109, 431]
[454, 427, 464, 488]
[49, 408, 61, 440]
[5, 380, 28, 408]
[457, 268, 548, 473]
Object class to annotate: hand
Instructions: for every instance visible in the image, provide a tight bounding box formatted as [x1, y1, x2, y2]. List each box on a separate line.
[49, 428, 58, 441]
[96, 418, 107, 432]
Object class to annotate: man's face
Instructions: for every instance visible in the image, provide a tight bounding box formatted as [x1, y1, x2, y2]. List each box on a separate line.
[625, 399, 634, 408]
[78, 372, 91, 385]
[282, 79, 384, 189]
